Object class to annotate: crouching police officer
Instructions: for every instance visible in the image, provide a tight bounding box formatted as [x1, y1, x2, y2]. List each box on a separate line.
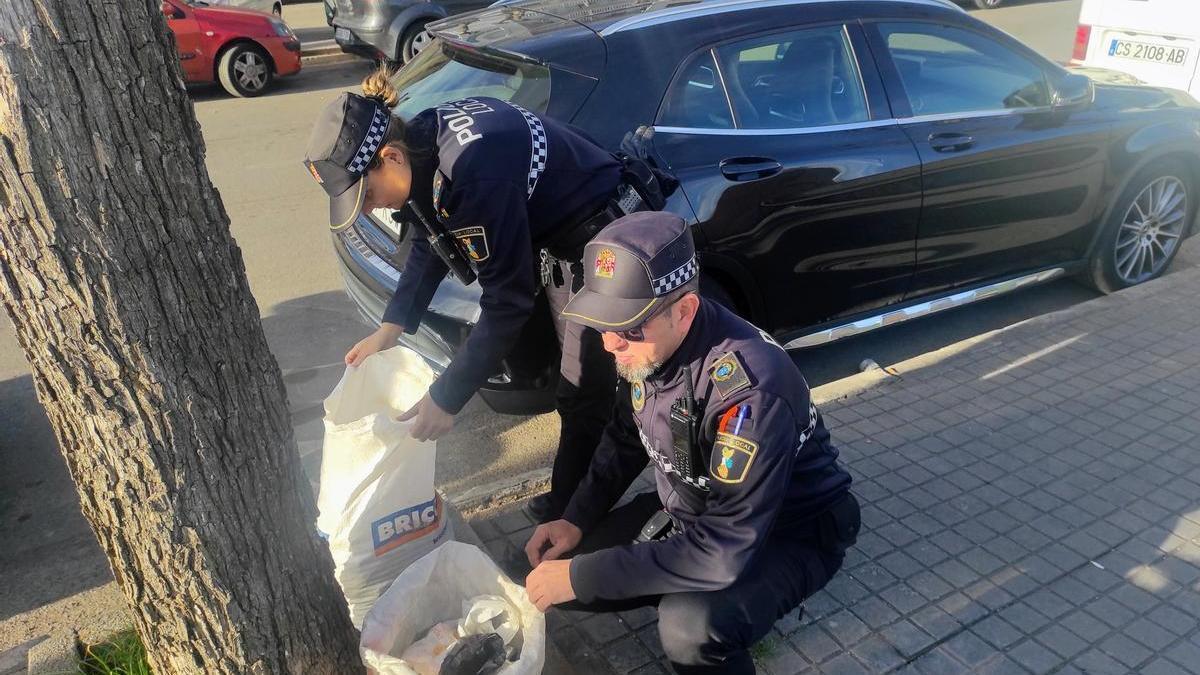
[524, 212, 861, 674]
[305, 69, 669, 521]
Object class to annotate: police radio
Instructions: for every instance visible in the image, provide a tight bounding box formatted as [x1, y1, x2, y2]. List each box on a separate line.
[669, 365, 704, 483]
[405, 199, 477, 286]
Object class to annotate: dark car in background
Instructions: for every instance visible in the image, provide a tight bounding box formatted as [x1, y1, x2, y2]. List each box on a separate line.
[324, 0, 492, 64]
[332, 0, 1200, 414]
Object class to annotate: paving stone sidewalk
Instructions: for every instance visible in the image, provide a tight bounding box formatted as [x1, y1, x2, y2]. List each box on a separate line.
[469, 266, 1200, 675]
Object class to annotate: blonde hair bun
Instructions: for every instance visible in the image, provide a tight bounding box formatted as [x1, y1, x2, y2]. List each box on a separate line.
[362, 64, 400, 108]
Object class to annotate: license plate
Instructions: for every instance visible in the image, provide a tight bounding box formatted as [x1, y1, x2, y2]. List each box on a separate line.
[1108, 39, 1188, 65]
[335, 27, 351, 42]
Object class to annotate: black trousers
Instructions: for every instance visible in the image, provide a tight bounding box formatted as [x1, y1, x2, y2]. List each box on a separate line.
[565, 494, 846, 675]
[542, 256, 617, 519]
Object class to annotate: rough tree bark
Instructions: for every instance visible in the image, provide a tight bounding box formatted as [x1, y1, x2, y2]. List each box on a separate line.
[0, 2, 363, 673]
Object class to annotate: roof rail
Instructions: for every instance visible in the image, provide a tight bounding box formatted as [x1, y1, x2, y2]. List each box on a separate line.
[599, 0, 963, 36]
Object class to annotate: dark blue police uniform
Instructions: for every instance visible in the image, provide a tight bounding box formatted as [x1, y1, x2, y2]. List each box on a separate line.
[558, 212, 861, 674]
[378, 97, 630, 516]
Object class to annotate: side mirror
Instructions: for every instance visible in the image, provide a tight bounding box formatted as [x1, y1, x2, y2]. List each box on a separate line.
[1052, 73, 1094, 110]
[162, 1, 184, 19]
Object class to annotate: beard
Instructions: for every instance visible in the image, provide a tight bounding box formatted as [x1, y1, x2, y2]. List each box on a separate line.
[615, 359, 663, 383]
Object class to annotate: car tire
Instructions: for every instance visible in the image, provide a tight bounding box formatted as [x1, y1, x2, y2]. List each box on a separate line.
[972, 0, 1003, 7]
[1087, 158, 1194, 294]
[217, 43, 273, 98]
[399, 20, 432, 64]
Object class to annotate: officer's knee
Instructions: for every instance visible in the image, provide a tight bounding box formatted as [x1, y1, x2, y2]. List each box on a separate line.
[657, 592, 748, 666]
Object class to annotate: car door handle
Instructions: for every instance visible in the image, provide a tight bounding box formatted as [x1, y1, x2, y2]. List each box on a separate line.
[720, 157, 783, 181]
[928, 132, 975, 153]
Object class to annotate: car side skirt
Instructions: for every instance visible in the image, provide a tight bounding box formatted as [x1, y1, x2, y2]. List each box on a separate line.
[784, 266, 1071, 350]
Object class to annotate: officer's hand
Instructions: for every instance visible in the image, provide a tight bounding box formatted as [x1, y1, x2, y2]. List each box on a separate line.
[345, 323, 404, 367]
[524, 520, 582, 567]
[526, 559, 576, 612]
[396, 392, 454, 441]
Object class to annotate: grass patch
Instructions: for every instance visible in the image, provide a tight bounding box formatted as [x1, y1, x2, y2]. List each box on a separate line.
[749, 635, 778, 661]
[78, 629, 150, 675]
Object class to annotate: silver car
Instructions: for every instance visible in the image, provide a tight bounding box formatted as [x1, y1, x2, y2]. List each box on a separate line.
[326, 0, 492, 64]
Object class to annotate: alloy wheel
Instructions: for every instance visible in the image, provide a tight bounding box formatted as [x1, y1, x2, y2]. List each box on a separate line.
[410, 30, 433, 56]
[234, 51, 268, 92]
[1113, 176, 1187, 284]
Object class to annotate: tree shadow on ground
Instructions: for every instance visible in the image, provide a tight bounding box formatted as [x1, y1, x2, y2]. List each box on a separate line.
[0, 375, 112, 622]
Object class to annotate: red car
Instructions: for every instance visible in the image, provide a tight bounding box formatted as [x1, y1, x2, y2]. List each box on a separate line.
[162, 0, 302, 97]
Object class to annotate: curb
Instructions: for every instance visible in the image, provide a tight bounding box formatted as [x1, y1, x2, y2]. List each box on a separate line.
[448, 468, 551, 518]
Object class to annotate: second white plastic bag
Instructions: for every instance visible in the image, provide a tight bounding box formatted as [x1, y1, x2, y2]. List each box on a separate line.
[317, 345, 453, 627]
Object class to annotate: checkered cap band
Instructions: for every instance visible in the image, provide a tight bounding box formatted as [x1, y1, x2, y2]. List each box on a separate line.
[512, 103, 548, 198]
[346, 107, 390, 175]
[652, 256, 698, 296]
[794, 402, 818, 456]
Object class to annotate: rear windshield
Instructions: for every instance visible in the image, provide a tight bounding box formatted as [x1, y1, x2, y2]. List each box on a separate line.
[390, 42, 551, 118]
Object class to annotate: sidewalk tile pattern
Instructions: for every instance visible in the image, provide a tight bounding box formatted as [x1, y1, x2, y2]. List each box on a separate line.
[472, 268, 1200, 674]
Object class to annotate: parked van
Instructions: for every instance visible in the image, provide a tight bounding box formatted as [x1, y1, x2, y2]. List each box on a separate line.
[1072, 0, 1200, 99]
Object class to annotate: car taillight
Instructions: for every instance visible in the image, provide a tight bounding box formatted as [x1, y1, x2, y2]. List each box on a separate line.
[1072, 24, 1092, 63]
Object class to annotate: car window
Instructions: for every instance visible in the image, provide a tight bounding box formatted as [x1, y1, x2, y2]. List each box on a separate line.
[658, 50, 735, 129]
[878, 23, 1050, 116]
[389, 42, 551, 119]
[714, 25, 870, 130]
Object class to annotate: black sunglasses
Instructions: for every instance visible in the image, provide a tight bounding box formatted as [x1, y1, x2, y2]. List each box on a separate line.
[613, 299, 675, 342]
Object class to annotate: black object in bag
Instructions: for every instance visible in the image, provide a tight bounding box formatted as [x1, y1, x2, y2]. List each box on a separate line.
[439, 633, 506, 675]
[406, 199, 477, 285]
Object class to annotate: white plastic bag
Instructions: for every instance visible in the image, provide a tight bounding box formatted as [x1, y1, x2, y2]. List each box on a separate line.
[361, 542, 545, 675]
[317, 346, 453, 627]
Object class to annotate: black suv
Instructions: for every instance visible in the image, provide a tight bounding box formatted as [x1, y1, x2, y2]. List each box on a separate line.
[332, 0, 1200, 414]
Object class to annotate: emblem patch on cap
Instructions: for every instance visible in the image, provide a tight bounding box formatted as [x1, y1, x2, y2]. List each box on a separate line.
[710, 432, 758, 484]
[451, 226, 489, 263]
[306, 162, 323, 185]
[595, 248, 616, 279]
[630, 381, 645, 412]
[711, 351, 751, 400]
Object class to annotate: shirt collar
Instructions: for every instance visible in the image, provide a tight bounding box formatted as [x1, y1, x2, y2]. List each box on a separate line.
[647, 298, 712, 386]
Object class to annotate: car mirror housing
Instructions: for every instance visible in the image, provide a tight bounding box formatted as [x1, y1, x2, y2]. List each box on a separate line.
[1053, 72, 1095, 110]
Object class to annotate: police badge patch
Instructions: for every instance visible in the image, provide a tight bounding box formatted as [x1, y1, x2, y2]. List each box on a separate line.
[432, 171, 447, 210]
[710, 432, 758, 484]
[710, 351, 751, 399]
[631, 380, 645, 412]
[451, 226, 489, 262]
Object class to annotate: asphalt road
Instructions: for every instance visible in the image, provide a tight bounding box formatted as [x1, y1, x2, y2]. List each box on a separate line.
[1, 0, 1197, 641]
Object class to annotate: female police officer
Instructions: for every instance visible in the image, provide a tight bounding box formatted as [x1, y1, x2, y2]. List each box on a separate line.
[304, 68, 641, 520]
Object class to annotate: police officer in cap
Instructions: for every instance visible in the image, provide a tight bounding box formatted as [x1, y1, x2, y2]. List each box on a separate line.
[305, 69, 658, 520]
[524, 212, 861, 674]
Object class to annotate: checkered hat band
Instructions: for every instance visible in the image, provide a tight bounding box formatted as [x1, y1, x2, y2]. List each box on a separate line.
[794, 402, 818, 457]
[512, 103, 548, 199]
[652, 256, 698, 296]
[346, 107, 390, 175]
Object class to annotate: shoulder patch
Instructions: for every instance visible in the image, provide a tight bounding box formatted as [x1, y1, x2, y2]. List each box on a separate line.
[432, 170, 448, 211]
[710, 351, 751, 400]
[630, 380, 645, 413]
[451, 226, 489, 263]
[709, 432, 758, 484]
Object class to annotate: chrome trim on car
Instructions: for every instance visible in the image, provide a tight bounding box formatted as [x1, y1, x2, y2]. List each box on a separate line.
[600, 0, 962, 36]
[652, 119, 898, 136]
[783, 268, 1066, 350]
[900, 106, 1054, 124]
